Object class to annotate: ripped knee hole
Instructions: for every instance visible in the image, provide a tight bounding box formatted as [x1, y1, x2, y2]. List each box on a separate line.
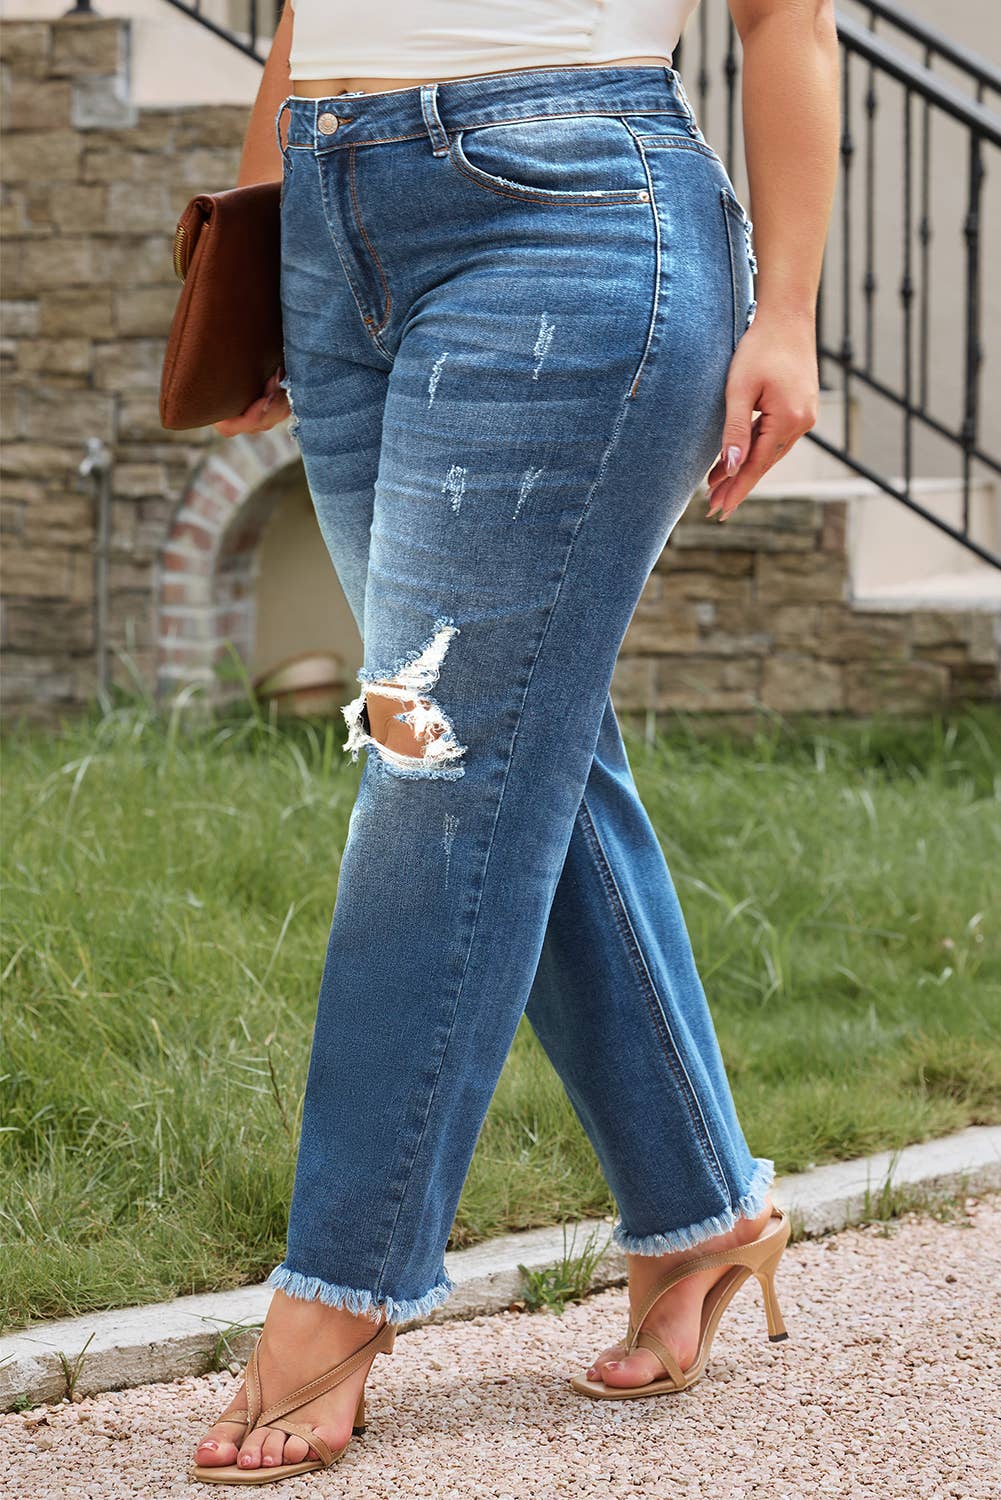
[341, 620, 467, 778]
[361, 684, 454, 760]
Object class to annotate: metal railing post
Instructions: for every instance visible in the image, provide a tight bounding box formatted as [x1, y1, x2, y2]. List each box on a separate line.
[78, 438, 113, 700]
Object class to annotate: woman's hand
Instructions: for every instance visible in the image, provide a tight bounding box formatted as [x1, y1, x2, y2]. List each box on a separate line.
[705, 307, 820, 520]
[212, 365, 290, 439]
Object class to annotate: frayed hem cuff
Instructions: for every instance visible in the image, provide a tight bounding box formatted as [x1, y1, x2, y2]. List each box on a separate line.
[265, 1263, 456, 1325]
[612, 1157, 776, 1256]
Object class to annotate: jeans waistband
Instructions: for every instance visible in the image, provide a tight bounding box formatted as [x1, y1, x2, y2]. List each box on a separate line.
[275, 63, 698, 161]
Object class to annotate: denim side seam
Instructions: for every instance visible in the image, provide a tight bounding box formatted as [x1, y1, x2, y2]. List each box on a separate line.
[575, 792, 731, 1201]
[619, 121, 661, 399]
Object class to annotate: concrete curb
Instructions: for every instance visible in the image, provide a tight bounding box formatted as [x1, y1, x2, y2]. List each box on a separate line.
[3, 1123, 999, 1410]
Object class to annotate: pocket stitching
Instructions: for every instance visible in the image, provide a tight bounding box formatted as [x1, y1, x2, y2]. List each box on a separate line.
[315, 149, 393, 359]
[633, 136, 722, 162]
[447, 118, 650, 207]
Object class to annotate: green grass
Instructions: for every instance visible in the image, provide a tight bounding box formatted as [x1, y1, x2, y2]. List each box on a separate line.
[2, 695, 999, 1331]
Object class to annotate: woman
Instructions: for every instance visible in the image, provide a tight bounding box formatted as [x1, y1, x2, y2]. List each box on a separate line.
[192, 0, 838, 1483]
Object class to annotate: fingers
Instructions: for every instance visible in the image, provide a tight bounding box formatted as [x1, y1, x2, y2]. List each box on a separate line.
[212, 388, 289, 438]
[717, 373, 757, 489]
[210, 364, 289, 438]
[706, 407, 816, 520]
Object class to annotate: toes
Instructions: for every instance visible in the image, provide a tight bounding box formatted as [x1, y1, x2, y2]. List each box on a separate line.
[260, 1429, 289, 1469]
[596, 1349, 665, 1387]
[237, 1428, 268, 1470]
[586, 1343, 626, 1382]
[195, 1434, 239, 1467]
[281, 1433, 311, 1464]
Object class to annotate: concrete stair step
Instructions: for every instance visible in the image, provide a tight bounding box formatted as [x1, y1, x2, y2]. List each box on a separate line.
[754, 473, 1001, 598]
[854, 569, 1001, 612]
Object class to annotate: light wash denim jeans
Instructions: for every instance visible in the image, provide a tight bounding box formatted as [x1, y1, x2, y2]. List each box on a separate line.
[266, 63, 771, 1324]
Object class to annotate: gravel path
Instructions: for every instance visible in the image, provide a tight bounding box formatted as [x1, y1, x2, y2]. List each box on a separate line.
[4, 1197, 999, 1500]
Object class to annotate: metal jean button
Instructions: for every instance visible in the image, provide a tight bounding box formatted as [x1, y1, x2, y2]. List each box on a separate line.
[317, 111, 340, 135]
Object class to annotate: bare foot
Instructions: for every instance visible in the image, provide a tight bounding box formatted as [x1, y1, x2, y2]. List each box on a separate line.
[193, 1290, 388, 1472]
[586, 1199, 775, 1388]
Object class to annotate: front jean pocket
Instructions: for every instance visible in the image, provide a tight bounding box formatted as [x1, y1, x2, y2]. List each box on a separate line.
[721, 186, 757, 351]
[447, 114, 652, 207]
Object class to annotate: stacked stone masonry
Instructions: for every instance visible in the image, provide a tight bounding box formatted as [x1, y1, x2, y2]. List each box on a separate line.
[613, 497, 1001, 718]
[2, 17, 999, 722]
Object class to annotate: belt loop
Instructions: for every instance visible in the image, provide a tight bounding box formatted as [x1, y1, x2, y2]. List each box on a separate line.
[275, 96, 292, 163]
[420, 82, 451, 157]
[669, 67, 700, 138]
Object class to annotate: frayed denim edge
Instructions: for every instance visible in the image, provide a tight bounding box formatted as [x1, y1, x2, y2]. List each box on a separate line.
[611, 1156, 776, 1256]
[265, 1262, 456, 1325]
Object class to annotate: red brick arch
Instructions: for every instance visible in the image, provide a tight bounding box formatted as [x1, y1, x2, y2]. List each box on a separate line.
[156, 427, 301, 700]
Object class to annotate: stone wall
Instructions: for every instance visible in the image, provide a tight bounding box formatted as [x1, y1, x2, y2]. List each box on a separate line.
[1, 15, 247, 717]
[2, 15, 999, 725]
[614, 497, 1000, 719]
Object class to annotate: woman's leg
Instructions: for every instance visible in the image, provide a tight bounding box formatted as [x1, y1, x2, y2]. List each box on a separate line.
[526, 691, 771, 1240]
[196, 334, 399, 1471]
[525, 699, 775, 1386]
[287, 351, 772, 1283]
[201, 71, 772, 1469]
[265, 86, 764, 1322]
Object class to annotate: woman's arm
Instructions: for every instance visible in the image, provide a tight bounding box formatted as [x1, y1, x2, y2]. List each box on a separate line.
[212, 2, 294, 434]
[237, 0, 295, 187]
[705, 0, 840, 518]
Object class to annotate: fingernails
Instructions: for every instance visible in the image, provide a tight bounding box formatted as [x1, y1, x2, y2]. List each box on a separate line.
[725, 444, 742, 475]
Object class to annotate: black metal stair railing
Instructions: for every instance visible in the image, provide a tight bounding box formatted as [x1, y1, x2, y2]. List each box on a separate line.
[676, 5, 1001, 571]
[840, 0, 1000, 111]
[159, 0, 281, 63]
[164, 0, 1000, 568]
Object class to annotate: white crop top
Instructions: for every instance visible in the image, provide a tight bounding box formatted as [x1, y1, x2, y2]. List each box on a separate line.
[286, 0, 701, 82]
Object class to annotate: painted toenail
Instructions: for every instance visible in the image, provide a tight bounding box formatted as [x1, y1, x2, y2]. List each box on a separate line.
[264, 1457, 275, 1465]
[200, 1441, 218, 1451]
[606, 1360, 620, 1369]
[587, 1368, 597, 1379]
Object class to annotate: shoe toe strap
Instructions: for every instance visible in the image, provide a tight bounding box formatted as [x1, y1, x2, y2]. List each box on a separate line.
[254, 1419, 336, 1468]
[245, 1340, 264, 1430]
[631, 1328, 686, 1387]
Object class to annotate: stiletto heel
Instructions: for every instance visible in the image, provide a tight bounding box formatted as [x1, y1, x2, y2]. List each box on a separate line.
[756, 1254, 789, 1342]
[189, 1317, 396, 1485]
[570, 1205, 792, 1401]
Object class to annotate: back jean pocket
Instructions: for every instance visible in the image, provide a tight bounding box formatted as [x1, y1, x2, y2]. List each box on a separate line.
[447, 114, 652, 207]
[721, 186, 757, 351]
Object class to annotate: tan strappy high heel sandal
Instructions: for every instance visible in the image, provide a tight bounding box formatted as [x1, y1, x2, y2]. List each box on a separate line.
[189, 1317, 396, 1485]
[570, 1204, 790, 1400]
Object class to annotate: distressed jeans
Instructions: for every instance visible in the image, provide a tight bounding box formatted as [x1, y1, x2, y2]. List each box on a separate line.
[266, 63, 771, 1324]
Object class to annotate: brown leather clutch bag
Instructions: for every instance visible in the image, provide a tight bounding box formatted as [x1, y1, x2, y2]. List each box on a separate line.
[159, 181, 283, 431]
